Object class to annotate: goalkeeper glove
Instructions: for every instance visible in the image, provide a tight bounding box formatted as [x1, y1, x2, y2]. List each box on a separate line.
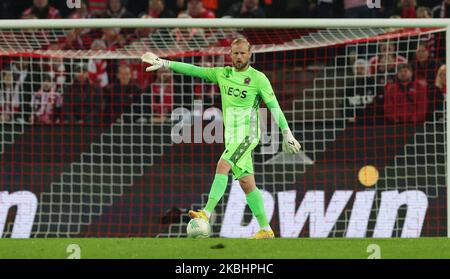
[282, 128, 301, 154]
[141, 52, 171, 72]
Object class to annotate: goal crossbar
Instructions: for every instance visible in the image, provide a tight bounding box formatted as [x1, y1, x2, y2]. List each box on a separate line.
[0, 18, 449, 29]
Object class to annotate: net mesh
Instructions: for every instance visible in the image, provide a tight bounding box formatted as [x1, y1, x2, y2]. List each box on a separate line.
[0, 25, 446, 238]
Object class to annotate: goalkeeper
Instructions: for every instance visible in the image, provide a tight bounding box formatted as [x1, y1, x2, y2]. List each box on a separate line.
[142, 38, 301, 239]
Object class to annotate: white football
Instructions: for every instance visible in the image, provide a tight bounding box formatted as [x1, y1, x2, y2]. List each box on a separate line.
[186, 218, 211, 239]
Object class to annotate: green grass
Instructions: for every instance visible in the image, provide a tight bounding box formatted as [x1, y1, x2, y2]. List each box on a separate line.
[0, 238, 450, 259]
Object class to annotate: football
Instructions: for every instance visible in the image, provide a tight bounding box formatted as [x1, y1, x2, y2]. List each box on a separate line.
[186, 218, 211, 239]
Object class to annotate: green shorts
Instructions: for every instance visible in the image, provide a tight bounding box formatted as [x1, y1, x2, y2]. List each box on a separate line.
[221, 136, 259, 180]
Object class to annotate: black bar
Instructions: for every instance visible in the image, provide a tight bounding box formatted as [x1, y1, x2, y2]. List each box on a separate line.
[1, 259, 450, 278]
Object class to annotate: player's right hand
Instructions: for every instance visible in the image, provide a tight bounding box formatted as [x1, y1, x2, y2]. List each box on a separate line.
[282, 128, 301, 154]
[141, 52, 170, 71]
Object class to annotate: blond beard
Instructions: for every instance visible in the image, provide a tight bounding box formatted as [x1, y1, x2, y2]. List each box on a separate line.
[233, 61, 249, 71]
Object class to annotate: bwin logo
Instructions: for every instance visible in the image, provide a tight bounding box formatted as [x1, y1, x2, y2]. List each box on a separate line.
[367, 0, 381, 9]
[67, 0, 82, 9]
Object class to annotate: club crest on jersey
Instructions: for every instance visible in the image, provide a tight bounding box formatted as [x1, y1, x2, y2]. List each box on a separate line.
[244, 77, 251, 85]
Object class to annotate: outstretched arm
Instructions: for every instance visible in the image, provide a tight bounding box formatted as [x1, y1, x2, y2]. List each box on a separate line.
[141, 52, 217, 83]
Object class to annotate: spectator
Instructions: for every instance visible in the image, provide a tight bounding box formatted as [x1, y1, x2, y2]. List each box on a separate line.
[170, 14, 209, 49]
[11, 58, 39, 124]
[344, 48, 358, 76]
[384, 63, 428, 124]
[432, 0, 450, 18]
[416, 6, 432, 17]
[144, 0, 176, 17]
[88, 40, 110, 90]
[225, 0, 265, 18]
[397, 0, 417, 18]
[181, 0, 215, 18]
[435, 64, 446, 94]
[22, 0, 61, 19]
[108, 64, 142, 123]
[126, 14, 153, 41]
[344, 0, 375, 18]
[369, 41, 407, 75]
[99, 28, 126, 85]
[106, 0, 135, 18]
[0, 70, 20, 123]
[125, 15, 159, 45]
[159, 0, 186, 15]
[431, 1, 449, 60]
[373, 55, 398, 86]
[46, 43, 68, 93]
[63, 64, 100, 124]
[45, 45, 66, 123]
[412, 42, 440, 85]
[32, 74, 61, 125]
[415, 7, 438, 58]
[345, 59, 377, 123]
[61, 29, 86, 50]
[147, 67, 173, 123]
[428, 64, 446, 121]
[178, 0, 189, 13]
[68, 0, 93, 19]
[87, 0, 109, 17]
[101, 28, 126, 50]
[202, 0, 218, 13]
[371, 54, 400, 122]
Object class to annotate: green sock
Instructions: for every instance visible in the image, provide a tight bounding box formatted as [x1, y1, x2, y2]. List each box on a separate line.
[246, 188, 270, 228]
[204, 174, 228, 213]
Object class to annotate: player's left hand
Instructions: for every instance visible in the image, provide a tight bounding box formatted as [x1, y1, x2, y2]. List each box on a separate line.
[282, 128, 301, 154]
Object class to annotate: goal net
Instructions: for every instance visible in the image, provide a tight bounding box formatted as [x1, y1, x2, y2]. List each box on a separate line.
[0, 19, 447, 238]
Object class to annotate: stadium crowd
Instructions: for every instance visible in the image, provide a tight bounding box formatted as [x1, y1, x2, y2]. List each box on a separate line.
[345, 39, 446, 126]
[1, 0, 450, 19]
[0, 0, 448, 126]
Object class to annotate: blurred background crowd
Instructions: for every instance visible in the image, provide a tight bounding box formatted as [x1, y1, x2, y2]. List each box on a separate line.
[1, 0, 450, 19]
[0, 0, 447, 127]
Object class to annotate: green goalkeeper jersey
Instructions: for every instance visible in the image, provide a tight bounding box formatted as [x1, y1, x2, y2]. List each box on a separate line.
[170, 61, 288, 145]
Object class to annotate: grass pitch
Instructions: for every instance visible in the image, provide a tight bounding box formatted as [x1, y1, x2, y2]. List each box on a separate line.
[0, 238, 450, 259]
